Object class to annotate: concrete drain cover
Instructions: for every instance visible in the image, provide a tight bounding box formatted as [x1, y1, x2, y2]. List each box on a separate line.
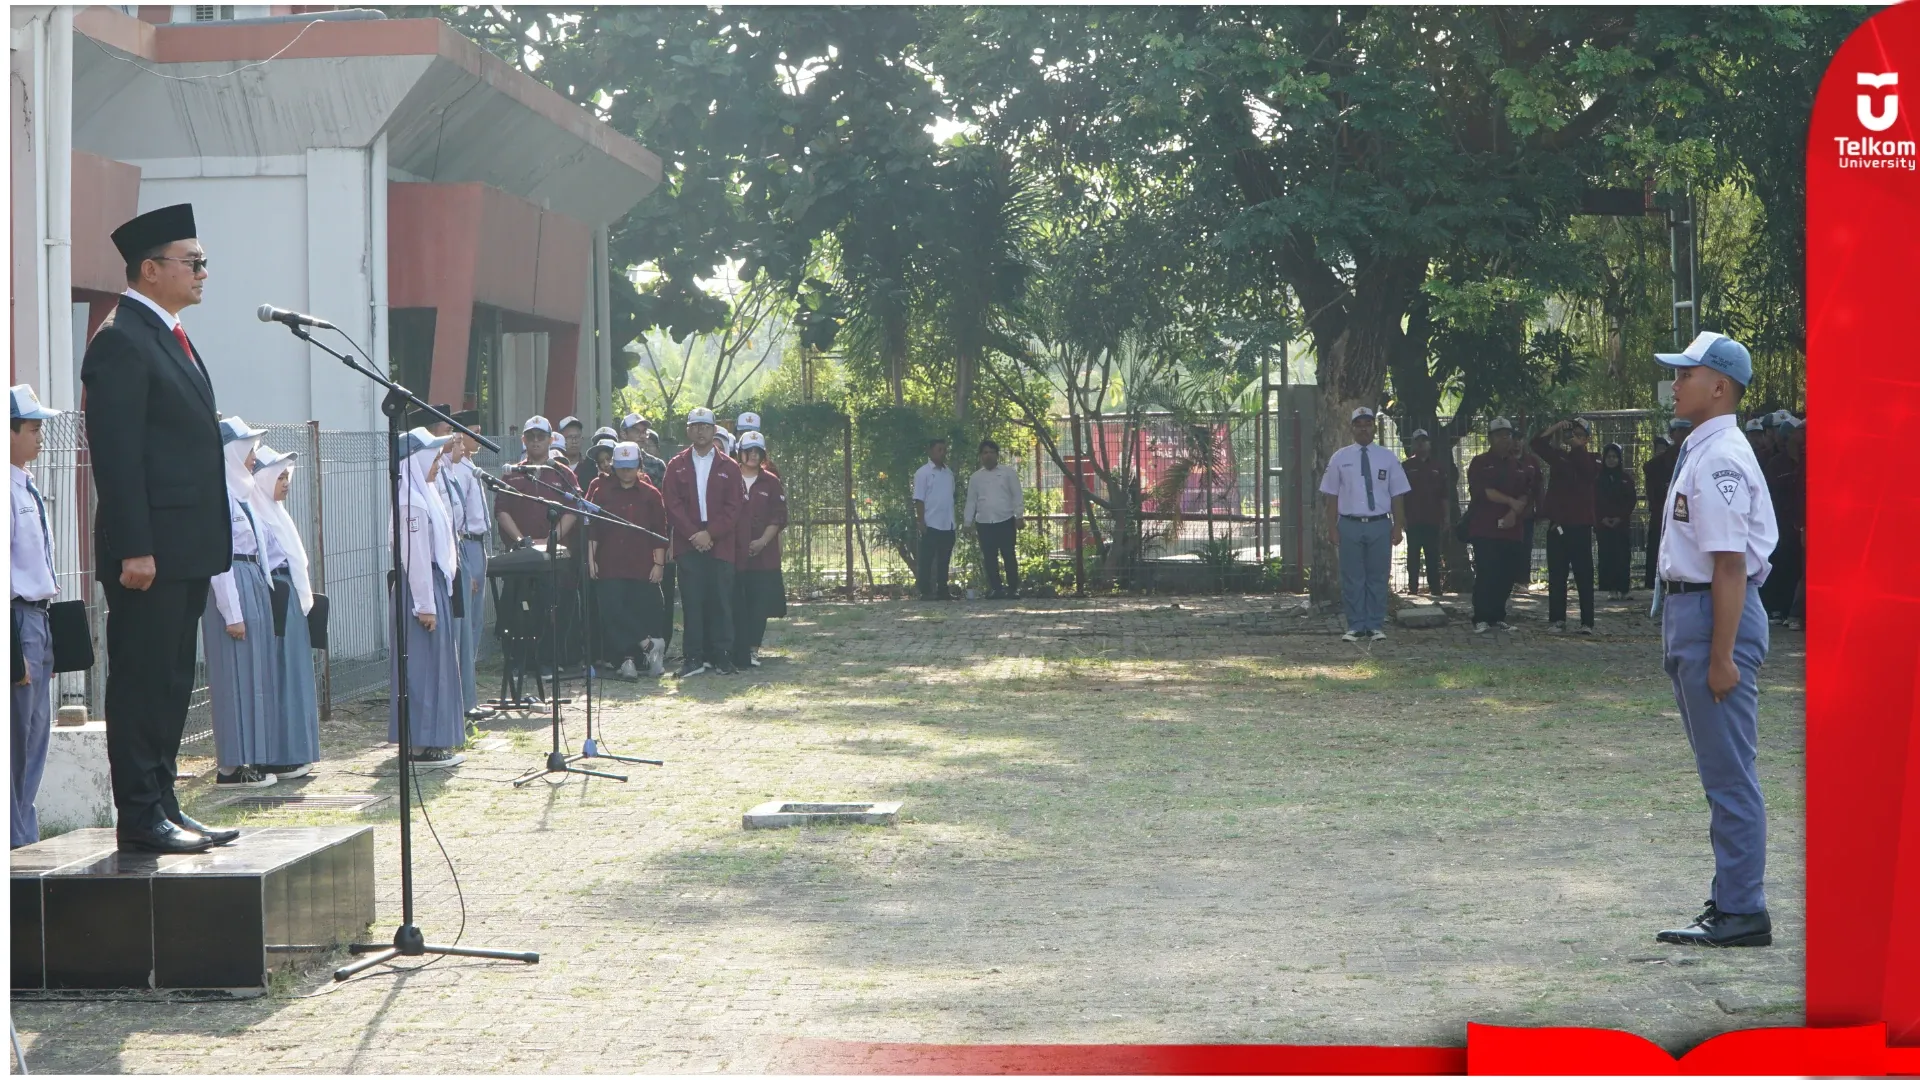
[743, 800, 901, 829]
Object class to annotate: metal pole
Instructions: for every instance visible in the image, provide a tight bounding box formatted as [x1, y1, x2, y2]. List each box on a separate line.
[1291, 409, 1305, 592]
[852, 409, 860, 599]
[307, 420, 331, 723]
[1068, 386, 1087, 597]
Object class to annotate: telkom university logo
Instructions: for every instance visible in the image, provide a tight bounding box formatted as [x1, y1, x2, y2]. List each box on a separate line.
[1858, 72, 1899, 132]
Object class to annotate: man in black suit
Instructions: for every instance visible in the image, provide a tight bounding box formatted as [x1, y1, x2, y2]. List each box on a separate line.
[83, 204, 237, 854]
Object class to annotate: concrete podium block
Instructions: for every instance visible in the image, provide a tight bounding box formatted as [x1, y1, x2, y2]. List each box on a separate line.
[34, 720, 116, 835]
[1396, 596, 1449, 628]
[743, 801, 901, 829]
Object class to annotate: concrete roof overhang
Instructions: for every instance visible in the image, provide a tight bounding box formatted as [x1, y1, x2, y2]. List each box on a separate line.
[69, 8, 661, 230]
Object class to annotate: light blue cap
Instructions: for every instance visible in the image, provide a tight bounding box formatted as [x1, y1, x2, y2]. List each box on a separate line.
[219, 416, 265, 444]
[1655, 331, 1753, 387]
[9, 384, 59, 421]
[250, 446, 297, 473]
[396, 426, 453, 459]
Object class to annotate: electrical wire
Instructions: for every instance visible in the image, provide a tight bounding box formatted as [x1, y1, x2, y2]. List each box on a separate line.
[84, 20, 327, 82]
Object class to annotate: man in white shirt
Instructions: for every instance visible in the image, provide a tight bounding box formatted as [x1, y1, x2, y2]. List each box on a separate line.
[963, 438, 1025, 599]
[1649, 331, 1779, 949]
[913, 437, 958, 600]
[12, 385, 61, 847]
[1318, 407, 1410, 641]
[662, 407, 745, 676]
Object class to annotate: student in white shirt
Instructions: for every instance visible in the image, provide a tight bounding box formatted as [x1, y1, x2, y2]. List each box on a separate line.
[963, 438, 1025, 599]
[11, 384, 60, 847]
[250, 445, 320, 781]
[912, 437, 957, 600]
[1318, 407, 1410, 641]
[391, 428, 466, 767]
[204, 418, 283, 791]
[1649, 331, 1779, 949]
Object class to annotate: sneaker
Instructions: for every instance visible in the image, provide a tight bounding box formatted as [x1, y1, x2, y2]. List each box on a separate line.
[216, 765, 277, 788]
[1495, 621, 1514, 632]
[1370, 630, 1387, 642]
[1785, 618, 1803, 631]
[714, 658, 739, 676]
[266, 763, 312, 780]
[1547, 621, 1565, 634]
[645, 639, 666, 677]
[748, 649, 762, 668]
[1474, 622, 1490, 635]
[618, 657, 639, 680]
[675, 660, 707, 679]
[1578, 625, 1595, 636]
[1340, 631, 1361, 642]
[410, 748, 464, 769]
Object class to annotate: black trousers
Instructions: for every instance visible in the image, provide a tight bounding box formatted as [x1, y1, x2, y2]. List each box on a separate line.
[1471, 538, 1526, 625]
[660, 561, 678, 654]
[1760, 530, 1803, 617]
[679, 549, 735, 665]
[735, 568, 786, 662]
[978, 519, 1020, 594]
[596, 577, 664, 663]
[1405, 523, 1443, 592]
[1546, 523, 1595, 626]
[1596, 525, 1633, 594]
[918, 527, 956, 598]
[102, 576, 209, 831]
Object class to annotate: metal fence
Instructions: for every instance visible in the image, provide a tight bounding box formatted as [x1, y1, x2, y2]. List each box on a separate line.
[31, 419, 404, 749]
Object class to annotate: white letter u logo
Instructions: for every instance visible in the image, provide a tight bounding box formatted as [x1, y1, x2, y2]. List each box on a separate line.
[1857, 72, 1900, 132]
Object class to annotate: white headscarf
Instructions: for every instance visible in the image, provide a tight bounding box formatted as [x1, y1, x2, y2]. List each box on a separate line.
[252, 452, 314, 615]
[399, 437, 458, 577]
[223, 436, 266, 554]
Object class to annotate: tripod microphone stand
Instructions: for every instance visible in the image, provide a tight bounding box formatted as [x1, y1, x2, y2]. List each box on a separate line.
[271, 322, 537, 980]
[477, 472, 663, 785]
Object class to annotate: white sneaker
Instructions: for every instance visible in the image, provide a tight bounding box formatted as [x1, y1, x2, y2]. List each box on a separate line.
[1340, 631, 1361, 642]
[1474, 622, 1490, 635]
[270, 763, 312, 780]
[618, 657, 639, 680]
[1578, 625, 1595, 636]
[1546, 621, 1565, 634]
[1496, 621, 1515, 632]
[645, 639, 666, 677]
[748, 648, 762, 668]
[1370, 630, 1387, 642]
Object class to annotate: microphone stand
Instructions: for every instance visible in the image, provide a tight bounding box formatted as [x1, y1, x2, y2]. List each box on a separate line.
[478, 473, 664, 784]
[271, 324, 538, 981]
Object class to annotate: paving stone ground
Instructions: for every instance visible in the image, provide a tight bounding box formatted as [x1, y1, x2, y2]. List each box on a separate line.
[11, 588, 1805, 1073]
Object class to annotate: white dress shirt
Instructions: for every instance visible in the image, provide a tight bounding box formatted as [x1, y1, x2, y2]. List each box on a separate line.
[121, 288, 180, 332]
[1657, 413, 1778, 584]
[913, 461, 957, 531]
[1319, 441, 1412, 517]
[11, 466, 58, 601]
[447, 459, 491, 536]
[691, 446, 715, 521]
[963, 464, 1024, 526]
[210, 494, 263, 626]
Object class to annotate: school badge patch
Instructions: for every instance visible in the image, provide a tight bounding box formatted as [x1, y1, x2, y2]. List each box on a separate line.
[1672, 493, 1690, 522]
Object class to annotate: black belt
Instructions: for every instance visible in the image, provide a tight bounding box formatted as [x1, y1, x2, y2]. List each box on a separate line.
[1341, 513, 1389, 522]
[1664, 580, 1712, 594]
[461, 533, 488, 542]
[233, 554, 258, 564]
[11, 598, 50, 609]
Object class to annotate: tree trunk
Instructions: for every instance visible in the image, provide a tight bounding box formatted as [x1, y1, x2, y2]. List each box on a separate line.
[955, 348, 975, 421]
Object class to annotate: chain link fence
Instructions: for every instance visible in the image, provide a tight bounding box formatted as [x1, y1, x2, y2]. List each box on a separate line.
[31, 419, 406, 749]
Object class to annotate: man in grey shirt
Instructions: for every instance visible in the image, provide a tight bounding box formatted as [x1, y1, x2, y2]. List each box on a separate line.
[963, 438, 1025, 599]
[913, 436, 957, 600]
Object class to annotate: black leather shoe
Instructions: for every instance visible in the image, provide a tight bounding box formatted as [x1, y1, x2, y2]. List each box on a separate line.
[171, 811, 239, 846]
[117, 819, 217, 855]
[1657, 902, 1773, 947]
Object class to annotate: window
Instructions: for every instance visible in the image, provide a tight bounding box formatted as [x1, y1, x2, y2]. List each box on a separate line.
[190, 6, 235, 21]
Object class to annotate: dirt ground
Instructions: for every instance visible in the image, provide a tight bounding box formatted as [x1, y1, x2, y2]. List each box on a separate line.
[10, 589, 1804, 1073]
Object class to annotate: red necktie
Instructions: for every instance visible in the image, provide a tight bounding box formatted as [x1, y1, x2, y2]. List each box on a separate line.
[173, 324, 208, 381]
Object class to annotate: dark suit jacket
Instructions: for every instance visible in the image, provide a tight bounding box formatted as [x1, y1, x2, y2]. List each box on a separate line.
[662, 447, 744, 563]
[81, 296, 231, 581]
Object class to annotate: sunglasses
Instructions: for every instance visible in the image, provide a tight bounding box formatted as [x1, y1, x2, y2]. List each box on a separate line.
[153, 255, 210, 273]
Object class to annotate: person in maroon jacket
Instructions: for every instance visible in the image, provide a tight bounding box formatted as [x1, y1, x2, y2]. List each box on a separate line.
[1400, 429, 1454, 594]
[661, 406, 745, 677]
[493, 415, 584, 676]
[1594, 442, 1637, 600]
[731, 431, 788, 669]
[588, 442, 669, 679]
[1760, 417, 1805, 622]
[1466, 418, 1537, 632]
[1641, 418, 1691, 588]
[1531, 417, 1602, 633]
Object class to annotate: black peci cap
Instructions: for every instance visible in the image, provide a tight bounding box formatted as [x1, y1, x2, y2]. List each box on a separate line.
[451, 409, 480, 427]
[111, 204, 197, 262]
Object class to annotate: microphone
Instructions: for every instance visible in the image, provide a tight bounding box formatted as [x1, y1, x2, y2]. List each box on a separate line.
[256, 304, 336, 330]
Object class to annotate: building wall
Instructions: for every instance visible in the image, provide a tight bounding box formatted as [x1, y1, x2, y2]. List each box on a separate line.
[127, 152, 380, 432]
